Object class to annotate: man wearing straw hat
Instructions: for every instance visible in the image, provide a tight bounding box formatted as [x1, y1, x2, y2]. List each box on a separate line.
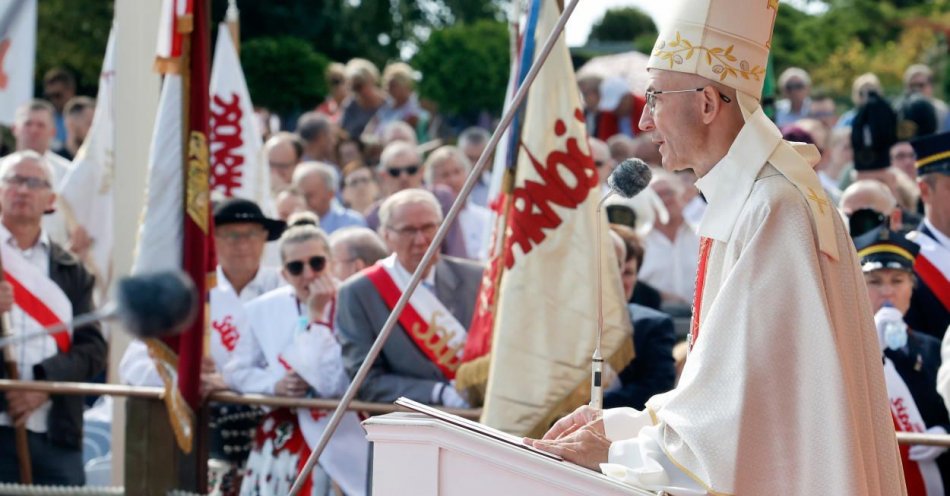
[528, 1, 905, 494]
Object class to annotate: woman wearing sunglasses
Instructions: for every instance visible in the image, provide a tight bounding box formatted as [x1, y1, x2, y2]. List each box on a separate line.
[224, 212, 368, 496]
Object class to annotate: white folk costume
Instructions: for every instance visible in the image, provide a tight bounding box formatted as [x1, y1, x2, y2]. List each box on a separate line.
[223, 286, 368, 496]
[598, 1, 905, 494]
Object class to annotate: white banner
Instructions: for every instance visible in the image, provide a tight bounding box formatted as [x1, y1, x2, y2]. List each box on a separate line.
[0, 0, 36, 126]
[60, 28, 116, 297]
[210, 25, 274, 216]
[132, 74, 183, 274]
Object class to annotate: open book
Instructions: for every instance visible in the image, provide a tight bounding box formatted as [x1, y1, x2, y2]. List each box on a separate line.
[394, 397, 564, 461]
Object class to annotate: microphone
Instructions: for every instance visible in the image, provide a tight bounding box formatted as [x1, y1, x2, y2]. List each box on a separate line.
[591, 158, 652, 410]
[607, 158, 652, 199]
[0, 271, 198, 349]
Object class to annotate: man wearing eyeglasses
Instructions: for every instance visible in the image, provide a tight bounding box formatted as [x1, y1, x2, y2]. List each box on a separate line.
[336, 189, 483, 407]
[528, 1, 903, 494]
[364, 141, 468, 258]
[0, 151, 106, 485]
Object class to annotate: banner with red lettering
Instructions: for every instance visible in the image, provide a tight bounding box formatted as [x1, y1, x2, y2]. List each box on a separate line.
[209, 24, 274, 215]
[460, 0, 633, 437]
[0, 0, 36, 126]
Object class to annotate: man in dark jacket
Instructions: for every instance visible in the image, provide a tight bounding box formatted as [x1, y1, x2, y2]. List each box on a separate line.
[0, 150, 106, 486]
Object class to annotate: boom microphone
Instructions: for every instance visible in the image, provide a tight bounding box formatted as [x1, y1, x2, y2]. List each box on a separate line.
[0, 271, 198, 348]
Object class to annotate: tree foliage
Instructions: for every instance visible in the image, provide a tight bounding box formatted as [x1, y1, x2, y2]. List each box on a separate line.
[240, 37, 329, 115]
[412, 20, 510, 118]
[35, 0, 112, 96]
[771, 0, 948, 100]
[588, 7, 656, 45]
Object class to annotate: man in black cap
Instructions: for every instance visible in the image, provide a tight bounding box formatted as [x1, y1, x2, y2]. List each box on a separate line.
[906, 131, 950, 339]
[211, 197, 287, 300]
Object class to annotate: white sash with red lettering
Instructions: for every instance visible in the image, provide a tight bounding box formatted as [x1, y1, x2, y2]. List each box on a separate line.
[884, 357, 943, 495]
[208, 286, 246, 371]
[366, 255, 468, 378]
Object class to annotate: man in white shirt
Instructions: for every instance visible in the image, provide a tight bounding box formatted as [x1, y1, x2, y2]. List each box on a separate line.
[637, 170, 699, 305]
[0, 151, 106, 485]
[10, 100, 72, 246]
[424, 145, 491, 260]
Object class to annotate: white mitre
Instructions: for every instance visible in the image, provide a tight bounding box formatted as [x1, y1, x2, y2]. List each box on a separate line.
[647, 0, 778, 101]
[645, 0, 838, 260]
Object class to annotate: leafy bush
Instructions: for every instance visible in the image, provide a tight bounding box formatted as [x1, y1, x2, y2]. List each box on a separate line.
[413, 20, 510, 118]
[240, 37, 329, 115]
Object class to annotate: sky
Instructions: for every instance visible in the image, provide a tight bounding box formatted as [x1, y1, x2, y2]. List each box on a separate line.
[564, 0, 827, 47]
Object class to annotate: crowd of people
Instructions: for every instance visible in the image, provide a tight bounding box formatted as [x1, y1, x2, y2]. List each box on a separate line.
[0, 46, 948, 495]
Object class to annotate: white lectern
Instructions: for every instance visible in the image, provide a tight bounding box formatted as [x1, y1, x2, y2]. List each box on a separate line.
[363, 412, 656, 495]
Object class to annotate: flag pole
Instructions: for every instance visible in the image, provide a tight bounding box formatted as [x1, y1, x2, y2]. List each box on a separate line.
[225, 0, 239, 54]
[288, 0, 584, 492]
[0, 254, 32, 484]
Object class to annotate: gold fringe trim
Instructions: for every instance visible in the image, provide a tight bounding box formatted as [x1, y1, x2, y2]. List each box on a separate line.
[455, 354, 491, 406]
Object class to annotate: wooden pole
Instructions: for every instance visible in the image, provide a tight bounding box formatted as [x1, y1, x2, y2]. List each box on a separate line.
[0, 256, 32, 484]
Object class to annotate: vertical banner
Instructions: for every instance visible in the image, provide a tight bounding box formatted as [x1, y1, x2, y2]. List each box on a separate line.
[0, 0, 37, 125]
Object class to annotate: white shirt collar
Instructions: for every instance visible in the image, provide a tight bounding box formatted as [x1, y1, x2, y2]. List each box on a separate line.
[391, 256, 436, 288]
[0, 223, 50, 253]
[694, 104, 782, 243]
[924, 218, 950, 247]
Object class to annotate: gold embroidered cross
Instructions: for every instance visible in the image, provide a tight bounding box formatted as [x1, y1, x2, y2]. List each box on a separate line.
[807, 187, 829, 215]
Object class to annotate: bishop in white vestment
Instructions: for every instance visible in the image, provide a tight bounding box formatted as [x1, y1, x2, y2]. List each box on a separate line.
[529, 1, 905, 494]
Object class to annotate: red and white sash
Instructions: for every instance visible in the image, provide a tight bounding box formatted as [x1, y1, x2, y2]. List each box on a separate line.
[884, 357, 944, 496]
[1, 242, 72, 358]
[364, 255, 467, 379]
[912, 231, 950, 311]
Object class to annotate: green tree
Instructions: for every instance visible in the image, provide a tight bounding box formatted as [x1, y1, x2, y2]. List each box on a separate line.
[588, 7, 656, 46]
[35, 0, 112, 96]
[412, 20, 509, 118]
[240, 37, 329, 115]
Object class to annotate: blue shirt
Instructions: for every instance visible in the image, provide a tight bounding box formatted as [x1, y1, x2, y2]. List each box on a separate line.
[319, 199, 366, 234]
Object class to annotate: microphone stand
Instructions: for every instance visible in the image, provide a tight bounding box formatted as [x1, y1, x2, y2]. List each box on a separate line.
[590, 191, 614, 410]
[0, 302, 118, 350]
[287, 0, 584, 492]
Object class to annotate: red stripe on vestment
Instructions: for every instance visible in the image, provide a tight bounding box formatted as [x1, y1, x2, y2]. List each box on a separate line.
[688, 237, 713, 352]
[4, 273, 70, 353]
[364, 265, 456, 379]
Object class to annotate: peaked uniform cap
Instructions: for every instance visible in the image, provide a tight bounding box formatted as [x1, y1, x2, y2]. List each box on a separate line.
[647, 0, 780, 99]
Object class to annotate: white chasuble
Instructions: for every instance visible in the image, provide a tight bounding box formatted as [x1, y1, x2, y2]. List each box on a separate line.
[600, 101, 904, 495]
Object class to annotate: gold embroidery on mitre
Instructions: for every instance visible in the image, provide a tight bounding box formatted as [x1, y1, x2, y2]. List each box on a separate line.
[766, 0, 780, 48]
[653, 32, 765, 82]
[186, 131, 210, 233]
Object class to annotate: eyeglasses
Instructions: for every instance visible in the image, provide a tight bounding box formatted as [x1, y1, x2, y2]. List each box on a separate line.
[387, 223, 438, 238]
[215, 229, 267, 243]
[3, 175, 51, 190]
[330, 78, 344, 87]
[386, 165, 420, 178]
[645, 87, 732, 115]
[284, 256, 327, 276]
[785, 82, 807, 91]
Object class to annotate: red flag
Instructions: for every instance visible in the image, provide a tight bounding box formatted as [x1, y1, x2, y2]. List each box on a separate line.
[177, 0, 213, 411]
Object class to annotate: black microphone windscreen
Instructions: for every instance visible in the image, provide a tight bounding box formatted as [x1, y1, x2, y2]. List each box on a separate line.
[607, 158, 652, 198]
[116, 271, 198, 339]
